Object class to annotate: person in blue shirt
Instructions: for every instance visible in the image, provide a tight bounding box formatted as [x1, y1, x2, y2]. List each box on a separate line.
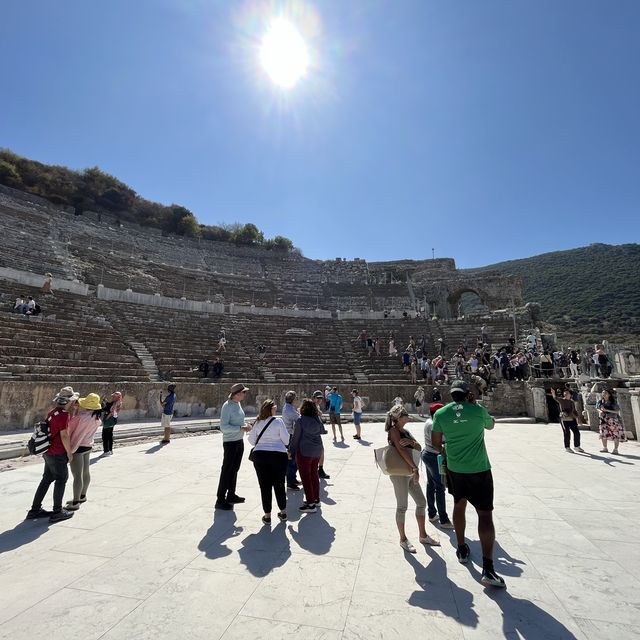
[160, 384, 176, 444]
[215, 383, 252, 510]
[327, 387, 344, 442]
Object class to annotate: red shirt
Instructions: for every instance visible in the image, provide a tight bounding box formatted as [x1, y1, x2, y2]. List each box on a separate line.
[47, 407, 69, 455]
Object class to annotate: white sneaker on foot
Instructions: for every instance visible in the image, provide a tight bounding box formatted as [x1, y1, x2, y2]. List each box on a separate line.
[400, 539, 417, 553]
[419, 534, 441, 546]
[574, 446, 585, 452]
[565, 447, 573, 452]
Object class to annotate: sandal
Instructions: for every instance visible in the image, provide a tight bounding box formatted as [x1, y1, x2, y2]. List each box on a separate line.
[261, 515, 271, 524]
[419, 534, 441, 546]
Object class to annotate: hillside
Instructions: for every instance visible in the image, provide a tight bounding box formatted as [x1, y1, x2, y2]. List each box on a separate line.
[471, 244, 640, 345]
[0, 149, 296, 252]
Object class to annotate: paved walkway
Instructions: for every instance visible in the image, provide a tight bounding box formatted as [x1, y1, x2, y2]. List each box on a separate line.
[0, 422, 639, 639]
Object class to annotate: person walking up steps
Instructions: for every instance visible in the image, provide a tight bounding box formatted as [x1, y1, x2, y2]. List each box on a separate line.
[385, 405, 440, 553]
[66, 393, 102, 511]
[422, 403, 454, 529]
[431, 379, 506, 588]
[248, 399, 290, 524]
[26, 386, 78, 524]
[215, 383, 252, 510]
[160, 384, 176, 444]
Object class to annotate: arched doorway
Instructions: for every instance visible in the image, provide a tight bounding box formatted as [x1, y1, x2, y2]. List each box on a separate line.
[447, 288, 489, 318]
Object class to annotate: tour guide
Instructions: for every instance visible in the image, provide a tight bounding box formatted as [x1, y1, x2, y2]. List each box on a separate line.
[431, 379, 505, 588]
[215, 383, 252, 510]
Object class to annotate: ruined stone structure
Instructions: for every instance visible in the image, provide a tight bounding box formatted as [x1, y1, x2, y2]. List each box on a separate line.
[1, 185, 637, 438]
[0, 185, 522, 317]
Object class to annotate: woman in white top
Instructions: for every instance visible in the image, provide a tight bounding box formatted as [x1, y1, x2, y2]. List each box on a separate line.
[248, 399, 290, 524]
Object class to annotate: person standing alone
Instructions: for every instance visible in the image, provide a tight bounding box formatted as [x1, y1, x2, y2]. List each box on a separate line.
[431, 380, 505, 588]
[215, 383, 252, 510]
[160, 384, 176, 444]
[328, 386, 344, 442]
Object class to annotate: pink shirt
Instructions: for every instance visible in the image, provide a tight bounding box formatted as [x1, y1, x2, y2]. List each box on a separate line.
[69, 411, 101, 452]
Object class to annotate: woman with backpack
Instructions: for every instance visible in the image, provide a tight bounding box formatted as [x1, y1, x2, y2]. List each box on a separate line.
[247, 399, 290, 524]
[66, 393, 103, 510]
[101, 391, 122, 456]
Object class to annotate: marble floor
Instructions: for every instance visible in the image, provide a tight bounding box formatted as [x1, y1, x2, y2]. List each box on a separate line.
[1, 421, 639, 639]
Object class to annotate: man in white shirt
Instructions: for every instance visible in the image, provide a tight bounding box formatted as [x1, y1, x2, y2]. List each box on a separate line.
[282, 391, 301, 491]
[351, 389, 363, 440]
[422, 403, 453, 529]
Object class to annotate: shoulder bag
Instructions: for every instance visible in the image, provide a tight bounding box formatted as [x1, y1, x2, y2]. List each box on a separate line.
[374, 442, 420, 476]
[248, 417, 276, 462]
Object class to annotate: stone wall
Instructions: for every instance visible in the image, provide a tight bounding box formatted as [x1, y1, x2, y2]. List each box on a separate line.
[0, 266, 89, 296]
[0, 380, 530, 431]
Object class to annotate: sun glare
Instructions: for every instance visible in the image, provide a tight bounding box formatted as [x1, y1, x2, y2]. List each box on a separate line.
[260, 18, 309, 89]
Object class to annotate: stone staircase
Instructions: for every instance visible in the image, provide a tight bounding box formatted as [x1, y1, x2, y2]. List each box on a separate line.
[128, 340, 161, 382]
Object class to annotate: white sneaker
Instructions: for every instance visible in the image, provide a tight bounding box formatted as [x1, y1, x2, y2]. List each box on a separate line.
[400, 539, 417, 553]
[428, 515, 439, 523]
[419, 534, 441, 547]
[565, 448, 573, 452]
[574, 447, 585, 453]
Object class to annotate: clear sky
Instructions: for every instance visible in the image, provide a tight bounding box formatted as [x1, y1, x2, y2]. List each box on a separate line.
[1, 0, 639, 267]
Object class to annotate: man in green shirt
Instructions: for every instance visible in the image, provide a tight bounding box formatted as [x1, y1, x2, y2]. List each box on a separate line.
[431, 379, 505, 588]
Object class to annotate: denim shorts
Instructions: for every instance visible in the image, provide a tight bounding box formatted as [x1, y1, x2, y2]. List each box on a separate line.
[353, 412, 362, 426]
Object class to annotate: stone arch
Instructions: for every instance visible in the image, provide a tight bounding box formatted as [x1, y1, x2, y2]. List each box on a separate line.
[447, 287, 489, 318]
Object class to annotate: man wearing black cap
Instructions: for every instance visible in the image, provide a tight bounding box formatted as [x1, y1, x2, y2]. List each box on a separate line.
[431, 379, 505, 588]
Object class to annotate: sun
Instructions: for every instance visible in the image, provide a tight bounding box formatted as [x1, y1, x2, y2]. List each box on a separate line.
[259, 18, 309, 89]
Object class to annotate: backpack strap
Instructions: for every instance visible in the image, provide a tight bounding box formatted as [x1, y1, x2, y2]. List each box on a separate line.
[254, 417, 276, 447]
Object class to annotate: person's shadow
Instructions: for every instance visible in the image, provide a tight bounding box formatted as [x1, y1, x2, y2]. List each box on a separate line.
[238, 523, 291, 577]
[319, 482, 337, 507]
[356, 439, 372, 447]
[576, 451, 634, 467]
[0, 520, 50, 555]
[288, 512, 335, 555]
[486, 587, 580, 639]
[144, 443, 165, 455]
[198, 511, 243, 560]
[333, 441, 349, 449]
[405, 548, 478, 627]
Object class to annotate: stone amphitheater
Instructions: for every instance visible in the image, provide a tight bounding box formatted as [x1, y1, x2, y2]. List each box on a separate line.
[1, 184, 638, 435]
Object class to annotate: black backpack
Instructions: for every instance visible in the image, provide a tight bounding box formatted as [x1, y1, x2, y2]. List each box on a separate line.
[27, 419, 51, 455]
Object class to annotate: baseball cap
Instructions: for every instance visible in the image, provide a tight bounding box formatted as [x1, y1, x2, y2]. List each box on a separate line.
[450, 380, 470, 394]
[312, 390, 324, 399]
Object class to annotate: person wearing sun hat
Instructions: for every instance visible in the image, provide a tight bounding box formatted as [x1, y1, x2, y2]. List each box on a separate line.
[215, 383, 252, 510]
[66, 393, 103, 511]
[26, 386, 79, 523]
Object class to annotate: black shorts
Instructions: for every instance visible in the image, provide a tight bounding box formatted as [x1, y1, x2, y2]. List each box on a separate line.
[446, 469, 494, 512]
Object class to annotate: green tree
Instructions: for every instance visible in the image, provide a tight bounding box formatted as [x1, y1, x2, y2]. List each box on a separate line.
[232, 223, 264, 246]
[0, 160, 22, 188]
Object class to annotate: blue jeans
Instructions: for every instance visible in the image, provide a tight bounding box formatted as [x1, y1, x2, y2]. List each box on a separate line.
[421, 450, 450, 523]
[287, 456, 298, 485]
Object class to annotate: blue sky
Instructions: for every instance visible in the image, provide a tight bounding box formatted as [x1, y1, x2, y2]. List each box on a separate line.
[1, 0, 639, 267]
